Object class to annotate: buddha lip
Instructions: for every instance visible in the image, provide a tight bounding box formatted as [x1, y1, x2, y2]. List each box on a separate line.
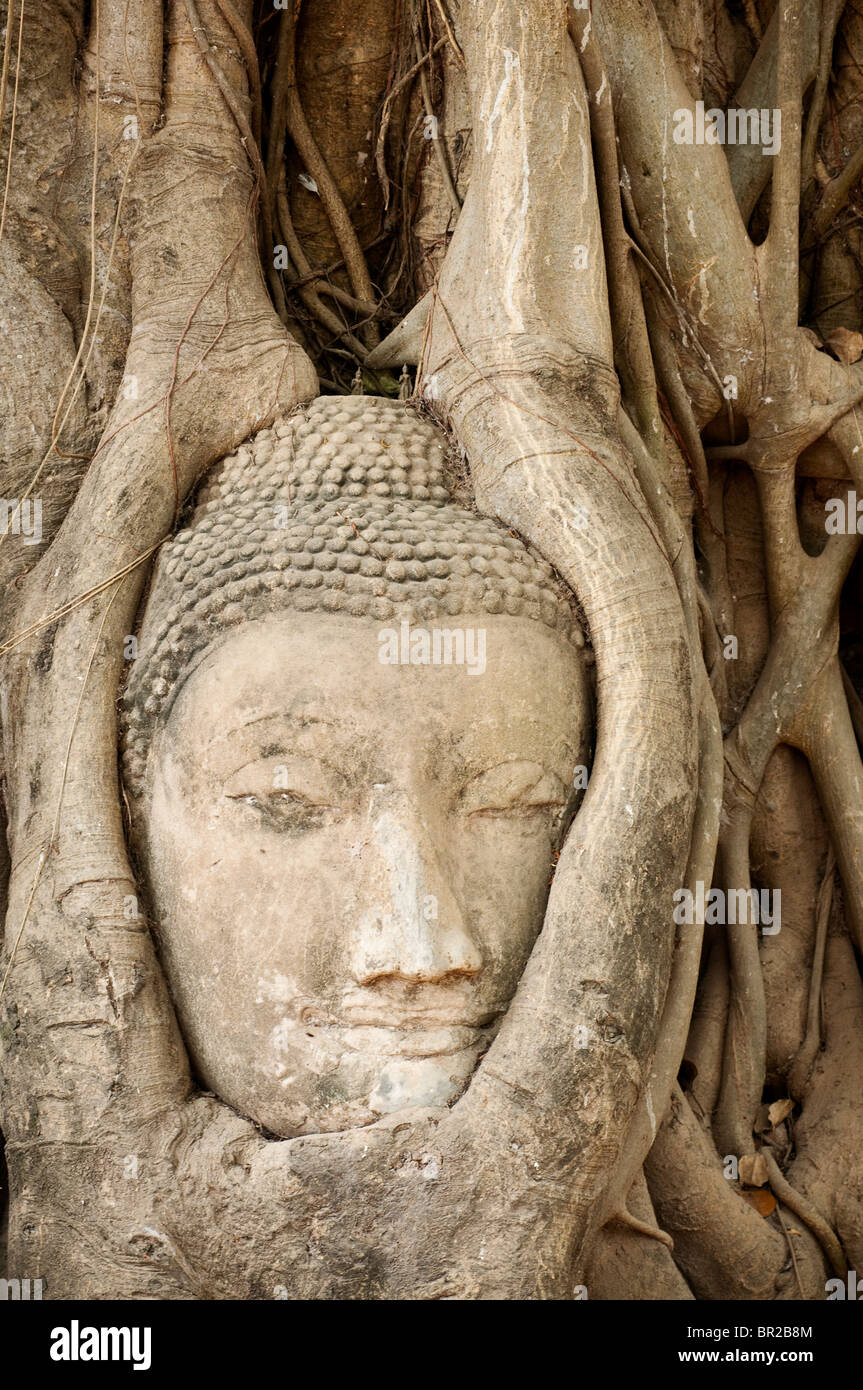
[299, 1005, 495, 1030]
[337, 1008, 502, 1030]
[339, 1021, 494, 1059]
[346, 1018, 485, 1032]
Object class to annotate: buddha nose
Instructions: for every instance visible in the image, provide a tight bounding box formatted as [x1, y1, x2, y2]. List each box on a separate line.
[349, 804, 481, 987]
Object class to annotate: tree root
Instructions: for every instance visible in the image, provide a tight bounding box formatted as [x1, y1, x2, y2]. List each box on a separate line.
[763, 1149, 847, 1278]
[607, 1206, 674, 1250]
[270, 3, 379, 345]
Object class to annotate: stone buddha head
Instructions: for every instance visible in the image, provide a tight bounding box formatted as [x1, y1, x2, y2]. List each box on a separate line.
[122, 397, 592, 1138]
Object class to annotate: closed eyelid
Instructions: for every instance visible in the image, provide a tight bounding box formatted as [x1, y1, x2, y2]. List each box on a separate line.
[458, 761, 569, 811]
[206, 717, 355, 783]
[222, 755, 344, 797]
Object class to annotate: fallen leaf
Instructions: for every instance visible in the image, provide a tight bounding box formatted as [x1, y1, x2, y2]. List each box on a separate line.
[742, 1188, 777, 1217]
[739, 1152, 770, 1187]
[768, 1098, 794, 1127]
[825, 326, 863, 364]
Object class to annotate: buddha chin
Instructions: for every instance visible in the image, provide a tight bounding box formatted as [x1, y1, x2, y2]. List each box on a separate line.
[138, 611, 591, 1137]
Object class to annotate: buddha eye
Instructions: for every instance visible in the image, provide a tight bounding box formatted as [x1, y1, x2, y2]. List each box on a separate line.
[223, 756, 345, 831]
[472, 799, 565, 821]
[458, 762, 570, 822]
[229, 790, 339, 832]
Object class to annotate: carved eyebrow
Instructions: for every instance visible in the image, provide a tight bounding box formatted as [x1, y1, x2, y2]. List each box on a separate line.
[222, 750, 346, 786]
[448, 733, 578, 784]
[200, 715, 352, 782]
[210, 747, 350, 794]
[460, 761, 569, 800]
[206, 711, 337, 748]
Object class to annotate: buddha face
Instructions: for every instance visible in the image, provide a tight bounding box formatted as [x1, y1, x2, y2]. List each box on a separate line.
[140, 611, 591, 1136]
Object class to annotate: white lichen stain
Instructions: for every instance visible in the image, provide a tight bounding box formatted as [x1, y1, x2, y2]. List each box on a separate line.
[492, 48, 530, 332]
[578, 132, 589, 206]
[646, 1088, 657, 1141]
[692, 261, 716, 324]
[485, 48, 518, 153]
[256, 971, 295, 1005]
